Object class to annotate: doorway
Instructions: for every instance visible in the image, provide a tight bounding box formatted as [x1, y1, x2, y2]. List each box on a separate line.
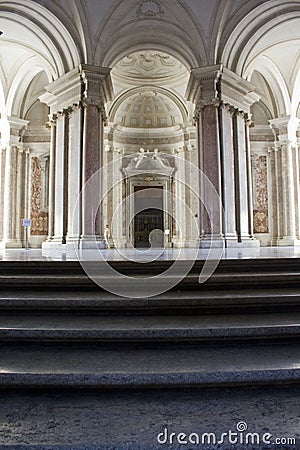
[134, 186, 163, 248]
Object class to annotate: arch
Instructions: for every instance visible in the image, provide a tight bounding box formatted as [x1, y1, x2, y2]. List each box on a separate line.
[0, 79, 5, 116]
[0, 0, 81, 77]
[245, 56, 291, 117]
[109, 86, 189, 125]
[221, 2, 300, 75]
[93, 0, 207, 69]
[291, 56, 300, 117]
[6, 57, 52, 117]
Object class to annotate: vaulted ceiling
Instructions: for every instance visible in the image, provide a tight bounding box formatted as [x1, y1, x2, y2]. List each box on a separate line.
[0, 0, 299, 121]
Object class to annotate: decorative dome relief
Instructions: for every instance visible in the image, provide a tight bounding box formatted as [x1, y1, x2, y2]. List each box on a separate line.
[112, 51, 188, 81]
[136, 0, 165, 18]
[115, 91, 182, 128]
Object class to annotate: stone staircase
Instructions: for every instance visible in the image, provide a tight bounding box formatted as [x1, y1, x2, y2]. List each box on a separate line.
[0, 257, 300, 389]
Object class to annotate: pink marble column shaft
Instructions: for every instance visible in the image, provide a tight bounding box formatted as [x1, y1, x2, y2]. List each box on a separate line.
[81, 103, 101, 239]
[201, 103, 223, 238]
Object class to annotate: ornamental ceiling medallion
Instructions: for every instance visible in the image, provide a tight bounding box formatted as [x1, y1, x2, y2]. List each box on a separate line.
[136, 0, 165, 17]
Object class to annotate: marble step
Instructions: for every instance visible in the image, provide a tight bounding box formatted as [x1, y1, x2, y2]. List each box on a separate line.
[0, 341, 299, 388]
[1, 259, 300, 290]
[1, 271, 300, 289]
[0, 312, 299, 341]
[0, 288, 300, 313]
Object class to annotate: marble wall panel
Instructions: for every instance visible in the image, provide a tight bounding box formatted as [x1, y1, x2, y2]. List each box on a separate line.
[253, 155, 268, 233]
[31, 157, 48, 235]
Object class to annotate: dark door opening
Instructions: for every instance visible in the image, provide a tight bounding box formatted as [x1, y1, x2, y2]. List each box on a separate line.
[134, 186, 163, 248]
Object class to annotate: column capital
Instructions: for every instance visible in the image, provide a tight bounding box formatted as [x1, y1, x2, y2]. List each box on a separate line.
[80, 64, 113, 108]
[186, 65, 260, 115]
[39, 65, 113, 115]
[7, 117, 29, 146]
[186, 64, 222, 107]
[269, 116, 299, 145]
[47, 113, 57, 127]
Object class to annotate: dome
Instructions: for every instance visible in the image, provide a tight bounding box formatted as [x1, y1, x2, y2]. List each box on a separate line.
[115, 90, 182, 128]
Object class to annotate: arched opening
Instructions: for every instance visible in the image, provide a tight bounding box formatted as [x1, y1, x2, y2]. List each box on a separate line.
[222, 2, 300, 246]
[0, 0, 80, 248]
[102, 50, 199, 248]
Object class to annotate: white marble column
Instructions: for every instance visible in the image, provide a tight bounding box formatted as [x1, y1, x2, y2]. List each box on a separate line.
[233, 110, 259, 246]
[270, 116, 300, 246]
[295, 143, 300, 239]
[2, 145, 16, 246]
[219, 103, 238, 245]
[15, 148, 25, 246]
[245, 116, 255, 239]
[1, 118, 28, 248]
[111, 150, 125, 248]
[268, 145, 282, 246]
[45, 115, 56, 243]
[173, 151, 187, 247]
[233, 111, 249, 240]
[24, 148, 31, 224]
[66, 104, 83, 248]
[183, 146, 199, 247]
[50, 111, 68, 246]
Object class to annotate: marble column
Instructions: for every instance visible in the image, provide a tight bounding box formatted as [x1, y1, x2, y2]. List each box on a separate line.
[66, 104, 83, 248]
[245, 116, 255, 239]
[24, 148, 31, 224]
[51, 111, 68, 246]
[45, 115, 56, 242]
[295, 143, 300, 239]
[219, 103, 238, 244]
[173, 151, 187, 247]
[111, 150, 125, 248]
[15, 148, 25, 246]
[0, 118, 28, 248]
[186, 65, 260, 249]
[270, 116, 300, 246]
[80, 102, 101, 248]
[268, 145, 282, 246]
[2, 145, 16, 246]
[200, 101, 224, 247]
[233, 110, 258, 244]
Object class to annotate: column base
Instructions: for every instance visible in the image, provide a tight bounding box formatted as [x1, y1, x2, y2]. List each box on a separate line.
[279, 237, 300, 246]
[172, 238, 199, 248]
[226, 237, 260, 248]
[65, 235, 81, 251]
[112, 238, 126, 248]
[223, 235, 238, 247]
[42, 238, 63, 250]
[199, 234, 225, 249]
[79, 235, 103, 249]
[0, 239, 24, 249]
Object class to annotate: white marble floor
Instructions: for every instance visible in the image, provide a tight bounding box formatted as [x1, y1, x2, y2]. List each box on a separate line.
[1, 246, 300, 261]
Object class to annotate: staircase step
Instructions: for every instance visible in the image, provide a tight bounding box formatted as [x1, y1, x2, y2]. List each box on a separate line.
[0, 288, 300, 313]
[1, 259, 300, 290]
[0, 312, 299, 341]
[0, 341, 299, 388]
